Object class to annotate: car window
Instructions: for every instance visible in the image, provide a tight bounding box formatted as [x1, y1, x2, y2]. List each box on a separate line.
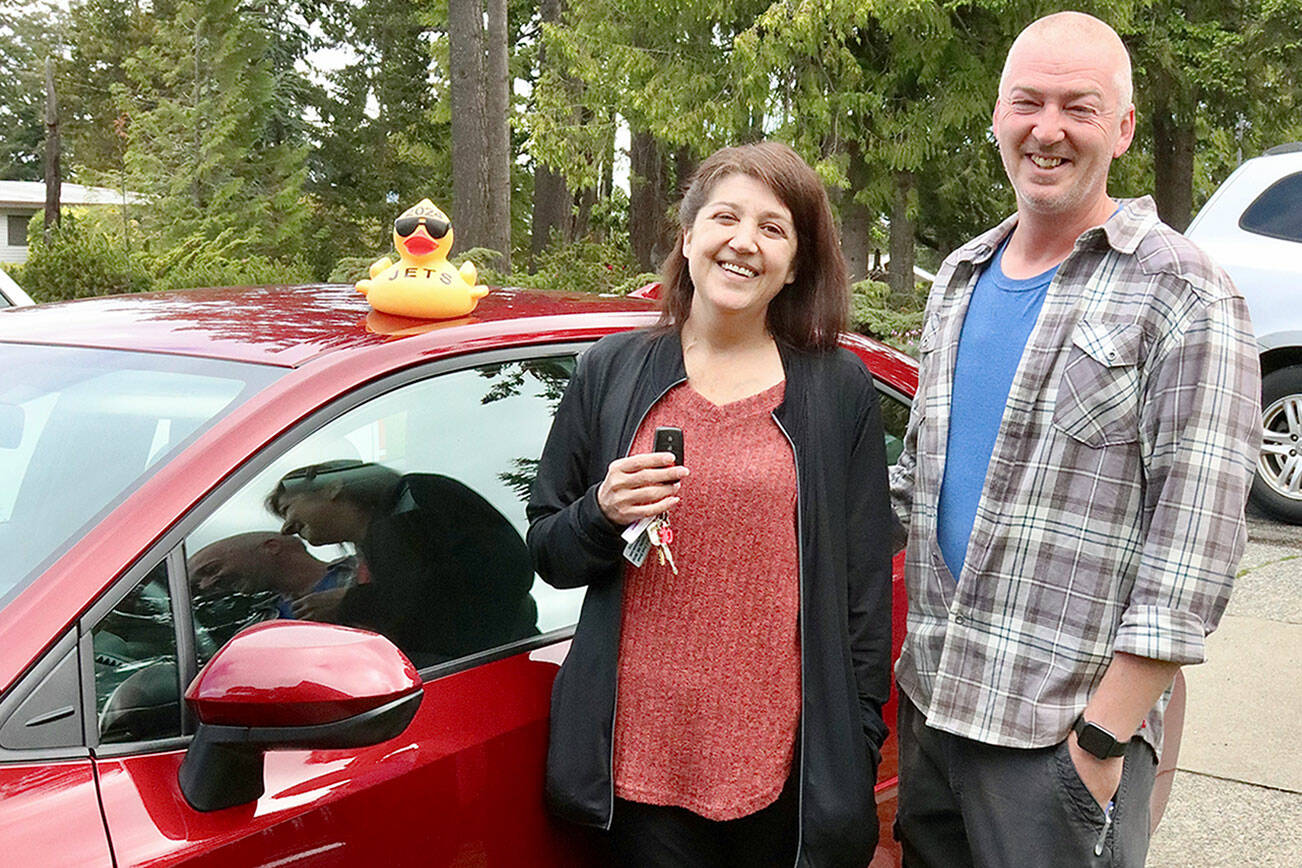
[879, 389, 910, 466]
[184, 355, 578, 670]
[91, 561, 182, 744]
[1239, 171, 1302, 243]
[0, 344, 281, 610]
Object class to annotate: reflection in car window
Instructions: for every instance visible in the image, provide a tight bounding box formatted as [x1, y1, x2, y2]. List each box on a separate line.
[879, 390, 911, 466]
[0, 344, 281, 610]
[186, 355, 579, 669]
[92, 561, 182, 744]
[1240, 171, 1302, 242]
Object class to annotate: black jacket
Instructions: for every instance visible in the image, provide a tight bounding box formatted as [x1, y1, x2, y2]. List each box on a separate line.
[526, 329, 895, 867]
[343, 474, 538, 668]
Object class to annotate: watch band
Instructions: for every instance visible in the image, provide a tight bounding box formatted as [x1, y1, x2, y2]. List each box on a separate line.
[1071, 715, 1130, 759]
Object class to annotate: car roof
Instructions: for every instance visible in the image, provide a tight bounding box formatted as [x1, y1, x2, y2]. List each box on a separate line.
[0, 284, 659, 367]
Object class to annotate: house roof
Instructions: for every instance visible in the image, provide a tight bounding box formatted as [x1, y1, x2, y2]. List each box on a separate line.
[0, 181, 141, 210]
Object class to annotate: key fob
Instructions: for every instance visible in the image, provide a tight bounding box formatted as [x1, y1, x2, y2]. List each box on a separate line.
[653, 426, 684, 466]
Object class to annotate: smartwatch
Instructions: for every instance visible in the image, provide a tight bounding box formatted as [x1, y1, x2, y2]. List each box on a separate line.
[1071, 715, 1130, 759]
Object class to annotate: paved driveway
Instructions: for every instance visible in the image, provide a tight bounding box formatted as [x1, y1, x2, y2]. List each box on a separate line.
[1147, 510, 1301, 866]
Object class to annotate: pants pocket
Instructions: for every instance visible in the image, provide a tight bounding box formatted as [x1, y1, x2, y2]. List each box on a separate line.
[1053, 739, 1108, 829]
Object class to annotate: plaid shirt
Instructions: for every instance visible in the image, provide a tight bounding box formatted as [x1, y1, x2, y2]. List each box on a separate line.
[890, 197, 1260, 754]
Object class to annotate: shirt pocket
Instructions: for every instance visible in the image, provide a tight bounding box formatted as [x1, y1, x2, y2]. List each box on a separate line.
[1052, 319, 1144, 447]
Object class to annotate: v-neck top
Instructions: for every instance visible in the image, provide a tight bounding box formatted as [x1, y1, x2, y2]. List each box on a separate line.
[613, 380, 800, 820]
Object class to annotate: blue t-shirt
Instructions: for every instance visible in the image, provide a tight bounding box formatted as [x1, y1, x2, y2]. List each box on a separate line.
[276, 555, 357, 619]
[936, 240, 1057, 581]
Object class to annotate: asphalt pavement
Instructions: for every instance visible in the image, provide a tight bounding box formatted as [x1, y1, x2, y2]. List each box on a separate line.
[1146, 509, 1302, 867]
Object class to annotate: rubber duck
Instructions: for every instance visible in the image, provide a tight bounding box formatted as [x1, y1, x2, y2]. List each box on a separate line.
[356, 199, 487, 318]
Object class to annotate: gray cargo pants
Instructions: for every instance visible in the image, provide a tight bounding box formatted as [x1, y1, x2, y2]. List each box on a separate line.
[895, 694, 1157, 868]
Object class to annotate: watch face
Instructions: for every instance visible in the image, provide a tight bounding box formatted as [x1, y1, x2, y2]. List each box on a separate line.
[1078, 722, 1119, 758]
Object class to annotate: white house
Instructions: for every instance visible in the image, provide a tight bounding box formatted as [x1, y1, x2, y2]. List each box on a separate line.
[1, 181, 136, 264]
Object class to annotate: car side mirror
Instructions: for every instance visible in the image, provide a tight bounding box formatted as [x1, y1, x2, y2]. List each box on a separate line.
[177, 621, 423, 812]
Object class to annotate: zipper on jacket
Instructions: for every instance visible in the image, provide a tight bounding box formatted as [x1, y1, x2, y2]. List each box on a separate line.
[602, 375, 687, 831]
[772, 411, 806, 867]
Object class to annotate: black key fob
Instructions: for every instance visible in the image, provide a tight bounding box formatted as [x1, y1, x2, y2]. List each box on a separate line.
[653, 426, 684, 466]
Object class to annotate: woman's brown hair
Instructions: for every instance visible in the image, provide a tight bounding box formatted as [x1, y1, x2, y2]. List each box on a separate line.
[657, 141, 849, 351]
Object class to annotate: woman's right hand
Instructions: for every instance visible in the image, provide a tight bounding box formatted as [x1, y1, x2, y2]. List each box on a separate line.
[597, 452, 689, 525]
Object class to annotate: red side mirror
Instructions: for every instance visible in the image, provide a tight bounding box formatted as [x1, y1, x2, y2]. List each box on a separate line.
[179, 622, 423, 812]
[186, 620, 420, 728]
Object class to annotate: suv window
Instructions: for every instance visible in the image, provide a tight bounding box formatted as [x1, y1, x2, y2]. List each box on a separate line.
[1239, 171, 1302, 242]
[184, 356, 577, 670]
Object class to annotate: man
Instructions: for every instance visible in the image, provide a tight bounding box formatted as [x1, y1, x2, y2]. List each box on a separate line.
[188, 531, 358, 621]
[889, 12, 1260, 867]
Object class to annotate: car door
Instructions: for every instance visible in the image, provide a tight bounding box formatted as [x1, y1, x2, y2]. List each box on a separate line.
[0, 630, 115, 866]
[88, 345, 603, 866]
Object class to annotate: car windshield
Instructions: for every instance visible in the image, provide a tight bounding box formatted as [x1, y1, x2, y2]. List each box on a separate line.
[0, 343, 282, 607]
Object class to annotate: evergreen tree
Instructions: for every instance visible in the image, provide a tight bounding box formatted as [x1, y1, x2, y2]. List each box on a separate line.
[0, 1, 67, 181]
[114, 0, 310, 274]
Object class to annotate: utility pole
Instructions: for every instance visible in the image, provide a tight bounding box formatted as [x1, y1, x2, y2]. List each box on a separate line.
[44, 55, 62, 240]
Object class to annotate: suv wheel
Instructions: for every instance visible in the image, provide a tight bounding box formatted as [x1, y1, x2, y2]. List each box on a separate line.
[1253, 365, 1302, 524]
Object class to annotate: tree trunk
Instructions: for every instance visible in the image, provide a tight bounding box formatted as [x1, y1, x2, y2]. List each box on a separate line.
[484, 0, 511, 272]
[629, 129, 668, 271]
[888, 170, 916, 307]
[673, 146, 697, 198]
[572, 186, 596, 240]
[1150, 85, 1196, 232]
[192, 17, 202, 208]
[43, 56, 61, 238]
[532, 166, 570, 265]
[530, 0, 570, 268]
[448, 0, 486, 250]
[840, 143, 871, 283]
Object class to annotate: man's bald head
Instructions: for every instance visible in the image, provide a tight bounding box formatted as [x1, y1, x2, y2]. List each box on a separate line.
[188, 531, 312, 594]
[1000, 12, 1132, 111]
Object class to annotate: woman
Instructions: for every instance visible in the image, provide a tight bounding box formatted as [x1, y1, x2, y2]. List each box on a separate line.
[527, 142, 894, 867]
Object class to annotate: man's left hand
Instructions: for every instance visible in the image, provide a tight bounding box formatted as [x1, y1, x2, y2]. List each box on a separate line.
[1067, 732, 1124, 809]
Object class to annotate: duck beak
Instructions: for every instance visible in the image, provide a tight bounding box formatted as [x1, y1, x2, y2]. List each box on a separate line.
[403, 227, 437, 256]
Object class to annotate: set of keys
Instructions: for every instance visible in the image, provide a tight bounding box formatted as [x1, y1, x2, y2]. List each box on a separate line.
[646, 514, 678, 574]
[620, 512, 678, 574]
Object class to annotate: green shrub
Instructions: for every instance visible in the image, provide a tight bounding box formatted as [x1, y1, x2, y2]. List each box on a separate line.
[851, 278, 925, 354]
[329, 255, 382, 284]
[518, 236, 656, 296]
[16, 212, 151, 302]
[451, 247, 510, 287]
[147, 229, 312, 291]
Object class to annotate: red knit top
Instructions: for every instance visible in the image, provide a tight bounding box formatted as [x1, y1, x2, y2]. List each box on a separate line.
[613, 381, 801, 821]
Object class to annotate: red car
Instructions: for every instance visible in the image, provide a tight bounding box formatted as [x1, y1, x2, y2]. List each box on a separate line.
[0, 283, 919, 865]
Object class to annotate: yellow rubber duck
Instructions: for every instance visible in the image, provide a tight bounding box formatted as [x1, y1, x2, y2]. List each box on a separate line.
[356, 199, 487, 319]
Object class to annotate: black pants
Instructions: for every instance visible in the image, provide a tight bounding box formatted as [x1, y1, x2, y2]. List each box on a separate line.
[606, 777, 799, 867]
[895, 694, 1157, 868]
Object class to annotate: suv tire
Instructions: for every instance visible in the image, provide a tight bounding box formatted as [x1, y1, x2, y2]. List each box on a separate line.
[1252, 365, 1302, 524]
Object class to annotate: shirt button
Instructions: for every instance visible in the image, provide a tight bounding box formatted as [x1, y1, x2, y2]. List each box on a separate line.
[953, 614, 965, 625]
[1107, 350, 1117, 360]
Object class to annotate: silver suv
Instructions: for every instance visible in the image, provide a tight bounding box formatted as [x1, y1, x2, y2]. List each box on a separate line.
[1187, 143, 1302, 523]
